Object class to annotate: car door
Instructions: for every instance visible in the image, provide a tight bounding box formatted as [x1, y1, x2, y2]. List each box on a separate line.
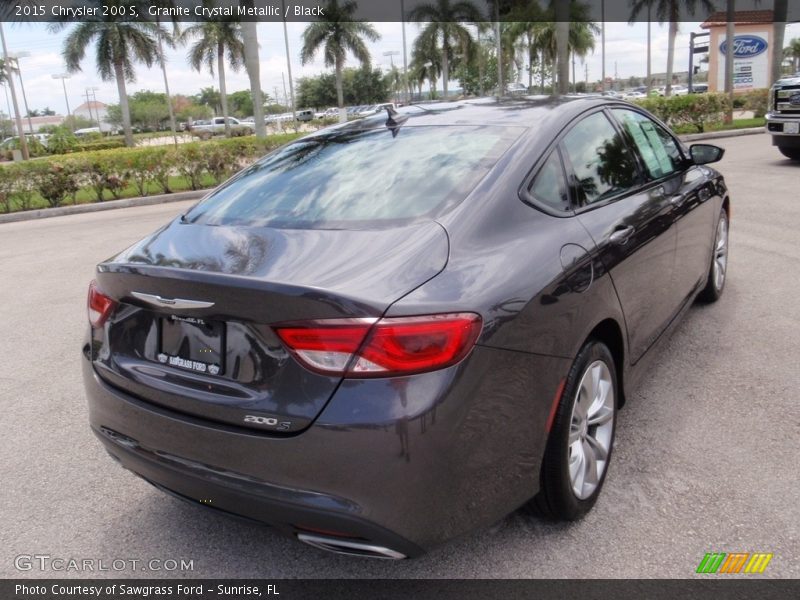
[610, 108, 719, 306]
[561, 109, 678, 363]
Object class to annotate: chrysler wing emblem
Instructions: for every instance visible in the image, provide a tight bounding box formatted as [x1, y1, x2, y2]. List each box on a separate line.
[131, 291, 215, 310]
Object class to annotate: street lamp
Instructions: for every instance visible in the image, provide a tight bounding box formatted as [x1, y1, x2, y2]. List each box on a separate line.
[52, 73, 72, 126]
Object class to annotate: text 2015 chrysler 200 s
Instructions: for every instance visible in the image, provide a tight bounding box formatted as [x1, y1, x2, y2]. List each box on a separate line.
[83, 98, 729, 558]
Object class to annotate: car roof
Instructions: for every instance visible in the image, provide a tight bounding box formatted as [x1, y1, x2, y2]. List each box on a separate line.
[317, 96, 617, 134]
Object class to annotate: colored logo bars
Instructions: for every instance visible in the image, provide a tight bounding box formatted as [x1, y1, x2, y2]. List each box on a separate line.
[696, 552, 773, 574]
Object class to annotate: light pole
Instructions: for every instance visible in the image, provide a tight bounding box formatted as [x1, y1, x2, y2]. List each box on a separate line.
[0, 22, 28, 159]
[281, 0, 297, 130]
[52, 73, 72, 126]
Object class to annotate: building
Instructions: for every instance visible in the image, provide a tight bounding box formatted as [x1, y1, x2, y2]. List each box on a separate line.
[73, 100, 111, 131]
[701, 10, 774, 93]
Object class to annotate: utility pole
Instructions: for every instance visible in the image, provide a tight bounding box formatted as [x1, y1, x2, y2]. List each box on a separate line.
[52, 73, 72, 125]
[0, 22, 28, 159]
[281, 0, 297, 131]
[646, 4, 652, 95]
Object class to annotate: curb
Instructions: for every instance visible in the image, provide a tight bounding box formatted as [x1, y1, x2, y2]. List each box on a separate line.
[0, 189, 209, 225]
[679, 127, 765, 142]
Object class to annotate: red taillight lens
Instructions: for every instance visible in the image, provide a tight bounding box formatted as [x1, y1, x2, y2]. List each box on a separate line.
[275, 313, 482, 377]
[87, 280, 116, 328]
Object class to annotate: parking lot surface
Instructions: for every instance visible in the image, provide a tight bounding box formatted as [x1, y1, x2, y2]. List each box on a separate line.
[0, 132, 797, 578]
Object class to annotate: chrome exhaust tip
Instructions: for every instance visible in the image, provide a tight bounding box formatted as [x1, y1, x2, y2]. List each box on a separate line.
[296, 533, 407, 560]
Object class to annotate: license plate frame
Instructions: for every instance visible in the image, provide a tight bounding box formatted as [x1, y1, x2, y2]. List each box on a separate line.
[784, 122, 800, 135]
[158, 315, 225, 376]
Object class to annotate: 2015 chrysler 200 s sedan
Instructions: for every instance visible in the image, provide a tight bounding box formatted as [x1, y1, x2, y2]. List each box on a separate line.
[83, 98, 729, 559]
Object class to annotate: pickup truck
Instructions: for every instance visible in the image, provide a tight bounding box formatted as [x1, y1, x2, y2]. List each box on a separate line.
[189, 117, 255, 140]
[766, 72, 800, 161]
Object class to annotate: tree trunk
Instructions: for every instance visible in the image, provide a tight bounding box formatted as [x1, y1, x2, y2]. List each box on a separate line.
[218, 42, 231, 137]
[665, 21, 677, 97]
[527, 33, 533, 90]
[335, 56, 346, 123]
[724, 0, 735, 123]
[771, 0, 788, 85]
[114, 60, 134, 147]
[157, 26, 178, 147]
[540, 47, 546, 94]
[242, 20, 266, 138]
[442, 40, 449, 100]
[555, 18, 570, 95]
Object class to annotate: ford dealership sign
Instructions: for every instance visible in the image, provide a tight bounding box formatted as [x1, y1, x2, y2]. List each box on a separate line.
[720, 35, 769, 58]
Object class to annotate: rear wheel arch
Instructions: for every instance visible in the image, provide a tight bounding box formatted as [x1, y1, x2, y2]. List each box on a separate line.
[585, 319, 626, 408]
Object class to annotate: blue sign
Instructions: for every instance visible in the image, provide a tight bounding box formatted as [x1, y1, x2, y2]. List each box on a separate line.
[719, 35, 769, 58]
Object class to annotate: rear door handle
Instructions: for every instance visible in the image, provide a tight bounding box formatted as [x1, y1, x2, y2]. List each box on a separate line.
[609, 226, 635, 245]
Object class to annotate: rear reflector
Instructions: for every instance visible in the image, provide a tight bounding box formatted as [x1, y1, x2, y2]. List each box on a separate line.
[275, 313, 482, 377]
[87, 280, 116, 328]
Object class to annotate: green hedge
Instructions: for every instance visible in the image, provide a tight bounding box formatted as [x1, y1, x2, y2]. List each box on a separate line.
[0, 133, 303, 213]
[633, 93, 734, 133]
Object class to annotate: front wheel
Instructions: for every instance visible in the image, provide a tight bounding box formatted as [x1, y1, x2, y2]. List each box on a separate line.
[697, 208, 729, 303]
[530, 340, 617, 520]
[778, 146, 800, 161]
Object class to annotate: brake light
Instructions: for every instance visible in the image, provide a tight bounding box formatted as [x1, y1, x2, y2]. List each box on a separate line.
[275, 313, 482, 377]
[87, 280, 116, 328]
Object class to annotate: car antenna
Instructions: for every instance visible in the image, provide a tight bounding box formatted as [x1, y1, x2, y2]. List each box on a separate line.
[385, 106, 408, 138]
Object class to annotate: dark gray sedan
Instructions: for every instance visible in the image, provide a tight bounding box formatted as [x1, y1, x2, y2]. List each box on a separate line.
[83, 98, 729, 559]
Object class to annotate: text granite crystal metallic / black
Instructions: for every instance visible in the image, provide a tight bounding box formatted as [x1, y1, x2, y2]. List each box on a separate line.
[82, 97, 730, 559]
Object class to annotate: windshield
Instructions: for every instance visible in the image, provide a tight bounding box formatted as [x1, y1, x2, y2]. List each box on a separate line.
[184, 125, 522, 229]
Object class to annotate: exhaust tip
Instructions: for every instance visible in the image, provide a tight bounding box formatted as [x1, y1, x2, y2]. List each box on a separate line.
[296, 533, 406, 560]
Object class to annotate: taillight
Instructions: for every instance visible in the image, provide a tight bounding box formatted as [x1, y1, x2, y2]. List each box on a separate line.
[275, 313, 482, 377]
[87, 280, 116, 328]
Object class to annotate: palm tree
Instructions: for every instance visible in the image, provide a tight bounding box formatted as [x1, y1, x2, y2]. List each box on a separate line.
[51, 13, 164, 147]
[408, 0, 484, 100]
[181, 19, 245, 137]
[534, 17, 599, 94]
[410, 30, 443, 99]
[300, 1, 380, 123]
[629, 0, 713, 97]
[784, 38, 800, 73]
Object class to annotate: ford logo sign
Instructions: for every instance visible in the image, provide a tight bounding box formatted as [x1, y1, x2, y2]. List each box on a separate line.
[719, 36, 768, 58]
[791, 93, 800, 106]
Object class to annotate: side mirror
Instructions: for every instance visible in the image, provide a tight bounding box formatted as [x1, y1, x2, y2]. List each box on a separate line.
[690, 144, 725, 165]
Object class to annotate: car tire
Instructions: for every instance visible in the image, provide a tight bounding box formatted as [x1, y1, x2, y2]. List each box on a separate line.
[778, 146, 800, 161]
[697, 208, 729, 303]
[529, 340, 617, 521]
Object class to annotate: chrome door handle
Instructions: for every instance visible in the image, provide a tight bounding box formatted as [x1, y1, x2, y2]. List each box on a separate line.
[609, 226, 635, 245]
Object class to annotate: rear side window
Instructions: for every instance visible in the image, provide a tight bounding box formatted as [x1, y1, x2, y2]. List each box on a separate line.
[561, 111, 639, 207]
[185, 125, 521, 228]
[529, 150, 570, 213]
[612, 109, 684, 179]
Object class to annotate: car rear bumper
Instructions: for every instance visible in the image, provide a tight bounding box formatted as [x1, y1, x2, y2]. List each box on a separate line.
[83, 345, 569, 555]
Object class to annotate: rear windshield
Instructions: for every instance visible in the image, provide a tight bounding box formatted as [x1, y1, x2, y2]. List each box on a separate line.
[184, 125, 521, 228]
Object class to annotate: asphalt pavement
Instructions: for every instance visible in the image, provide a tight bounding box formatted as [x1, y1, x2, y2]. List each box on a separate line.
[0, 132, 797, 578]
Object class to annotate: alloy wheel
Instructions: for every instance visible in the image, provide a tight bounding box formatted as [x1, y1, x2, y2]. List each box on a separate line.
[568, 360, 615, 500]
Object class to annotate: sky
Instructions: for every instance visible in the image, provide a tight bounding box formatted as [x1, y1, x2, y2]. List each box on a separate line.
[1, 19, 798, 115]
